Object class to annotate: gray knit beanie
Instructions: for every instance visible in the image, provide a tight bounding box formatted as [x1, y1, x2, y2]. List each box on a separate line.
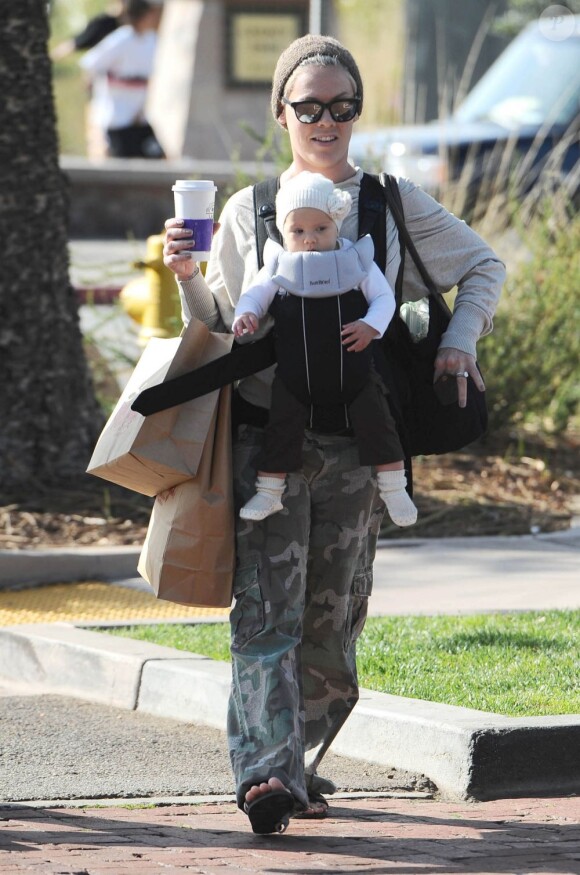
[271, 34, 363, 121]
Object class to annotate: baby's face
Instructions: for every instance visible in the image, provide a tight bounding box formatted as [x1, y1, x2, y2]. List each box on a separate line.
[283, 208, 339, 253]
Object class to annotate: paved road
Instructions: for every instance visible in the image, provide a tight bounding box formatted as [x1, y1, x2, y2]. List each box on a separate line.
[0, 684, 431, 804]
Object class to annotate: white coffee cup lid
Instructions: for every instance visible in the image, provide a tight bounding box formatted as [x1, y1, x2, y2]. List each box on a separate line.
[172, 179, 217, 192]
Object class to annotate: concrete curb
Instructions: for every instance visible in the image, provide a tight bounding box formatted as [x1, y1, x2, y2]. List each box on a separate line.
[0, 623, 578, 801]
[0, 547, 140, 587]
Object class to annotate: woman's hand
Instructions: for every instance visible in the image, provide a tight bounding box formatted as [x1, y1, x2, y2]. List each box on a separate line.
[163, 218, 197, 280]
[341, 320, 379, 352]
[163, 219, 220, 281]
[434, 347, 485, 408]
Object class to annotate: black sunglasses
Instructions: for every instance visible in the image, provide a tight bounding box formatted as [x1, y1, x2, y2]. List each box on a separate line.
[281, 96, 361, 124]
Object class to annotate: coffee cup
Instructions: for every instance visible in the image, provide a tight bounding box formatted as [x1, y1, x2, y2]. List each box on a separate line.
[172, 180, 217, 262]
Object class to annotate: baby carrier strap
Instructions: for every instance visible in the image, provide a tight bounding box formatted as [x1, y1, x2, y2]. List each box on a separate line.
[357, 172, 387, 272]
[253, 178, 282, 270]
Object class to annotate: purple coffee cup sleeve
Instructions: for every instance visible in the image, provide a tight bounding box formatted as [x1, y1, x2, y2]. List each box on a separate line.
[183, 218, 213, 253]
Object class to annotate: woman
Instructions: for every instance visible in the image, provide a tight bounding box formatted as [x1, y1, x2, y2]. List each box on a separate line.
[163, 35, 505, 834]
[80, 0, 165, 159]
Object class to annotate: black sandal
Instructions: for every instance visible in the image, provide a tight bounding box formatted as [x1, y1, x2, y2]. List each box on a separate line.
[244, 790, 295, 834]
[293, 791, 329, 819]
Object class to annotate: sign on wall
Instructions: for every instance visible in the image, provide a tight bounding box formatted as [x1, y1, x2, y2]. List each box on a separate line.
[227, 7, 306, 86]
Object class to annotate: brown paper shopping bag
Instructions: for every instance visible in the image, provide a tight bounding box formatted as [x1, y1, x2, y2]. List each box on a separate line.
[137, 384, 234, 608]
[87, 319, 233, 496]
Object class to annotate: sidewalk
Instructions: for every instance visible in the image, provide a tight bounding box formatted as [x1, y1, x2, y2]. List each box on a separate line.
[1, 527, 579, 803]
[2, 526, 579, 612]
[1, 795, 578, 873]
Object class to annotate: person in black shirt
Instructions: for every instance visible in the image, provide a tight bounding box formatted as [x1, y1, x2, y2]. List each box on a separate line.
[50, 3, 125, 61]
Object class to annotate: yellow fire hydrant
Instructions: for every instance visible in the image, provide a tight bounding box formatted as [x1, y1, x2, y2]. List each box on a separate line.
[120, 234, 182, 344]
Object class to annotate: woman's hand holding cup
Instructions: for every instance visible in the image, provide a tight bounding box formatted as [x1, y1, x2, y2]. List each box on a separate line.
[164, 218, 199, 279]
[163, 218, 221, 280]
[165, 179, 218, 281]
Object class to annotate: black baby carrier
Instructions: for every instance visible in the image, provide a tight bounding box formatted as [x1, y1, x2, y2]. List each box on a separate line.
[132, 174, 487, 461]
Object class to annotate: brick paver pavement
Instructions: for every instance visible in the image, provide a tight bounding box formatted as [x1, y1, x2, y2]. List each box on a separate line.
[0, 795, 578, 874]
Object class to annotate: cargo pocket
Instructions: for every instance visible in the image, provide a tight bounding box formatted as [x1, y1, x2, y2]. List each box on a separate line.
[345, 567, 373, 649]
[231, 564, 265, 648]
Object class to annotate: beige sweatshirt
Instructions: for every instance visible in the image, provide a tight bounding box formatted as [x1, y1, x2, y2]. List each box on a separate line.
[178, 168, 505, 410]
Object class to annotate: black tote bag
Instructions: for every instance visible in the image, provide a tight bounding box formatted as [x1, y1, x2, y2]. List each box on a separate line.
[374, 174, 488, 457]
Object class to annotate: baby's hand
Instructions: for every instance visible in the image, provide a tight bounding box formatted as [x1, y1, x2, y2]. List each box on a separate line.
[341, 320, 379, 352]
[233, 313, 259, 337]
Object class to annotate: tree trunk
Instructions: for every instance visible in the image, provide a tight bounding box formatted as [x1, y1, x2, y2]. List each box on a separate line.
[0, 0, 103, 489]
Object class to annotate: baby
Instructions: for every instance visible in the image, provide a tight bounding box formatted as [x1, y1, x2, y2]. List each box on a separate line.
[233, 171, 417, 528]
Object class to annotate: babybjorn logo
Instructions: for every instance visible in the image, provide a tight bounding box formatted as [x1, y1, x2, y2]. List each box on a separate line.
[309, 278, 331, 286]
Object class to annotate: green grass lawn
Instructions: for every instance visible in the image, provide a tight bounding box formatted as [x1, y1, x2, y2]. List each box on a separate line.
[52, 58, 88, 155]
[105, 610, 580, 717]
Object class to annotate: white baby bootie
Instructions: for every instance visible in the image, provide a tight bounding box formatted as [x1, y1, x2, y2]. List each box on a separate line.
[240, 477, 286, 521]
[377, 470, 418, 527]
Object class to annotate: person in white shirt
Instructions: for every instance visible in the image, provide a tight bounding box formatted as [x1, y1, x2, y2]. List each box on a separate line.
[80, 0, 164, 158]
[232, 171, 417, 527]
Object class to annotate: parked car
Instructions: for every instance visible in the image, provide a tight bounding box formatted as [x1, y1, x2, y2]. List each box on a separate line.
[349, 15, 580, 216]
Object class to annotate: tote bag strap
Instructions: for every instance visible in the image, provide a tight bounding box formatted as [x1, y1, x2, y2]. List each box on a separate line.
[379, 173, 438, 299]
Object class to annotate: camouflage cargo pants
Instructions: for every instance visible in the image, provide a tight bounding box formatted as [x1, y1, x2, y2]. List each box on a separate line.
[228, 423, 384, 810]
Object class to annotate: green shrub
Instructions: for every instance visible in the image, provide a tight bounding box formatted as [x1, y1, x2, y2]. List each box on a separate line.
[478, 205, 580, 434]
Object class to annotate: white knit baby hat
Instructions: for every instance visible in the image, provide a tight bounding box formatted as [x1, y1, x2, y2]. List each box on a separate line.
[275, 171, 352, 234]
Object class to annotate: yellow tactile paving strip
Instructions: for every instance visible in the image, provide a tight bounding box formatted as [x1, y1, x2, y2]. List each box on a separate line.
[0, 582, 229, 626]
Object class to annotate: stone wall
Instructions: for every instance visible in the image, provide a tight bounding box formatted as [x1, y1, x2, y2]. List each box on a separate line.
[62, 156, 275, 239]
[147, 0, 309, 161]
